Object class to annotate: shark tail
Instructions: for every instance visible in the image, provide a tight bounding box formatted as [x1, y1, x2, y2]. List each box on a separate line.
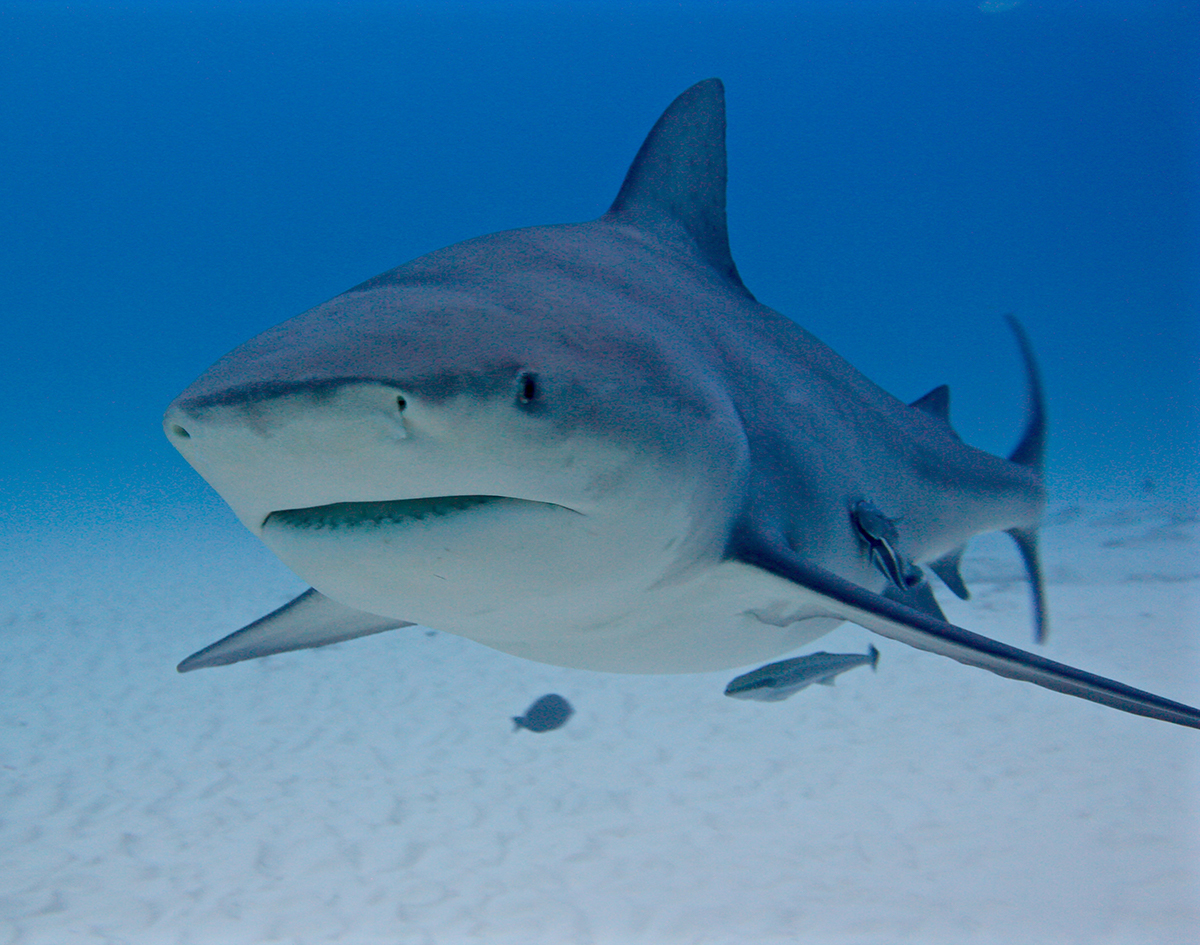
[1003, 314, 1046, 474]
[1002, 314, 1049, 644]
[1007, 526, 1048, 643]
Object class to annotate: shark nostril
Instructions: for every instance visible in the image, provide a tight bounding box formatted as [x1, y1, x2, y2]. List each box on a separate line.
[516, 371, 539, 406]
[169, 423, 191, 439]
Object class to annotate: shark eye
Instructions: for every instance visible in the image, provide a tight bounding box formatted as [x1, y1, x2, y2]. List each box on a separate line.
[516, 371, 539, 406]
[395, 395, 407, 413]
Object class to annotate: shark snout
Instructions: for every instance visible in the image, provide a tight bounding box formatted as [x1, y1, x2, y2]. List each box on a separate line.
[163, 381, 418, 452]
[164, 407, 204, 448]
[163, 405, 194, 443]
[161, 383, 428, 528]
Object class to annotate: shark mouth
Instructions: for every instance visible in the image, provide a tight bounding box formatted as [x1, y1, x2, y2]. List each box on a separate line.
[262, 495, 578, 531]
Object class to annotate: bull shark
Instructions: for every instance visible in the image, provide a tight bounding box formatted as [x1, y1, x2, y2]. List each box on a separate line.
[164, 79, 1200, 729]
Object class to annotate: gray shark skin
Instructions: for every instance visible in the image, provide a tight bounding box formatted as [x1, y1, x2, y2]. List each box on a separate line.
[725, 645, 880, 702]
[164, 79, 1200, 729]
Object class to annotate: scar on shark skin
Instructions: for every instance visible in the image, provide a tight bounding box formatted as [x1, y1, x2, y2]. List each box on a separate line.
[165, 79, 1200, 730]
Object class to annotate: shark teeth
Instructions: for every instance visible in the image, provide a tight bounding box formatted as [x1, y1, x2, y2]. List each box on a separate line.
[265, 495, 512, 530]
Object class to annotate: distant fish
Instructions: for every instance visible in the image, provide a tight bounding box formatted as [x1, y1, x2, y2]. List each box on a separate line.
[512, 694, 574, 732]
[725, 645, 880, 702]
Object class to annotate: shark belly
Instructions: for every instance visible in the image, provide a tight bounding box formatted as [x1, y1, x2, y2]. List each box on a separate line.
[260, 493, 624, 630]
[261, 496, 842, 673]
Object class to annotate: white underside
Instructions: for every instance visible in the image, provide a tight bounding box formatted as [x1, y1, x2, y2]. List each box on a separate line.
[261, 496, 844, 673]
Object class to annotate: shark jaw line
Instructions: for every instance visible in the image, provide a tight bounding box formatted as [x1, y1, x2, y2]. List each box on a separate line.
[262, 494, 582, 532]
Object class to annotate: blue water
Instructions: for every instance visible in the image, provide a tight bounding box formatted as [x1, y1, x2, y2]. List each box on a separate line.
[1, 1, 1195, 515]
[1, 6, 1197, 942]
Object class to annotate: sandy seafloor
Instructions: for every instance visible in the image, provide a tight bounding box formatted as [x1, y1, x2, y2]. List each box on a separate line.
[1, 493, 1197, 945]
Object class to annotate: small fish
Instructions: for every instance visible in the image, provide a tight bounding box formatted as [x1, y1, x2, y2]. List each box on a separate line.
[852, 501, 919, 591]
[512, 694, 574, 732]
[725, 645, 880, 702]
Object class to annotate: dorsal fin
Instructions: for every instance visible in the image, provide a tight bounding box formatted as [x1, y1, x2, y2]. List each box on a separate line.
[910, 384, 950, 422]
[909, 384, 961, 439]
[605, 78, 751, 297]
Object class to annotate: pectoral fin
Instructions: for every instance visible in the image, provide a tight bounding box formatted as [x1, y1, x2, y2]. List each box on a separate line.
[730, 531, 1200, 729]
[177, 588, 412, 672]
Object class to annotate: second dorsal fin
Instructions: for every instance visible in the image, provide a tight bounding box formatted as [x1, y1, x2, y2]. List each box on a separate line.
[910, 384, 950, 421]
[910, 384, 961, 440]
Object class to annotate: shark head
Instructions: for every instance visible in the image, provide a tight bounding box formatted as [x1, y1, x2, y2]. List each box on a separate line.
[165, 220, 749, 646]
